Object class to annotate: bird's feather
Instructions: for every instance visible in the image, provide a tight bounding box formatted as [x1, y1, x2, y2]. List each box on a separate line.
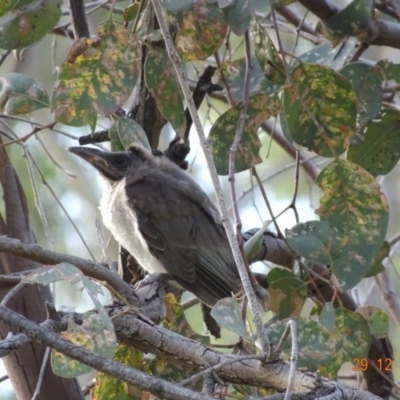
[124, 157, 242, 306]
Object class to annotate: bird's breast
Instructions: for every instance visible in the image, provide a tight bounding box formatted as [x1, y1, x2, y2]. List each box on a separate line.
[99, 180, 167, 274]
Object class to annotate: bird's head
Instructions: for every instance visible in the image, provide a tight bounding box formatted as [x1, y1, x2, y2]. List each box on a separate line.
[68, 145, 150, 183]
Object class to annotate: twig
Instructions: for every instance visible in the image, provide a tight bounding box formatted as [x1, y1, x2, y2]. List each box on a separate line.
[151, 0, 271, 356]
[284, 319, 298, 400]
[251, 167, 284, 238]
[0, 282, 25, 306]
[28, 151, 96, 261]
[227, 31, 270, 352]
[23, 146, 55, 249]
[0, 121, 57, 148]
[32, 347, 51, 400]
[0, 50, 11, 68]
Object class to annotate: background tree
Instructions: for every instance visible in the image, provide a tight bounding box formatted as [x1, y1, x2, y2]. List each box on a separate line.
[0, 0, 399, 399]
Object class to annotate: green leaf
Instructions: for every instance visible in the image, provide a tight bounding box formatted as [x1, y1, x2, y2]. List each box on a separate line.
[320, 308, 370, 378]
[298, 39, 357, 70]
[282, 63, 357, 157]
[144, 47, 186, 135]
[123, 0, 146, 23]
[208, 92, 280, 175]
[220, 0, 269, 36]
[22, 263, 82, 285]
[160, 0, 194, 11]
[285, 220, 342, 265]
[348, 109, 400, 177]
[365, 241, 389, 278]
[320, 302, 335, 332]
[340, 63, 383, 123]
[117, 118, 151, 151]
[95, 345, 142, 400]
[168, 1, 227, 62]
[250, 17, 286, 84]
[222, 57, 281, 102]
[266, 267, 294, 284]
[357, 306, 390, 338]
[316, 159, 389, 290]
[0, 0, 20, 17]
[377, 59, 400, 83]
[163, 293, 210, 344]
[267, 271, 307, 319]
[211, 297, 251, 341]
[51, 20, 141, 128]
[0, 0, 62, 50]
[244, 220, 272, 261]
[0, 73, 49, 114]
[23, 264, 117, 378]
[268, 318, 333, 371]
[320, 0, 378, 43]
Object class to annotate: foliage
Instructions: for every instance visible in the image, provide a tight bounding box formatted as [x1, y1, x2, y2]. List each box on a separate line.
[0, 0, 398, 398]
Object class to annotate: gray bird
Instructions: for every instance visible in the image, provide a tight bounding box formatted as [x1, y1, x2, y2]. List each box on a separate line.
[68, 144, 269, 309]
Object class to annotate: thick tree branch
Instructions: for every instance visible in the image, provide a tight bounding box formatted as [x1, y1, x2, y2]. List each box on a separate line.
[297, 0, 400, 49]
[0, 237, 137, 305]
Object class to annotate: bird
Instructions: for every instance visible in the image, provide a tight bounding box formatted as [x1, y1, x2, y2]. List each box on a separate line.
[68, 144, 269, 309]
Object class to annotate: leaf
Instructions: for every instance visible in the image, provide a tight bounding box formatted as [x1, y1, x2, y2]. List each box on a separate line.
[22, 263, 82, 285]
[144, 48, 186, 136]
[266, 269, 307, 319]
[123, 0, 146, 23]
[52, 310, 116, 378]
[348, 109, 400, 177]
[244, 220, 272, 261]
[51, 20, 141, 128]
[320, 308, 370, 378]
[168, 0, 227, 62]
[267, 276, 307, 319]
[285, 220, 342, 265]
[0, 0, 62, 50]
[357, 306, 390, 338]
[266, 267, 294, 284]
[0, 72, 49, 114]
[320, 302, 335, 332]
[95, 345, 142, 400]
[316, 159, 389, 290]
[208, 92, 280, 175]
[222, 57, 281, 102]
[365, 241, 389, 278]
[282, 63, 357, 157]
[52, 321, 93, 377]
[250, 17, 286, 84]
[23, 264, 117, 378]
[219, 0, 269, 36]
[320, 0, 378, 43]
[340, 63, 383, 123]
[377, 59, 400, 83]
[298, 39, 357, 70]
[268, 318, 333, 371]
[110, 117, 151, 152]
[163, 293, 210, 344]
[211, 297, 251, 341]
[160, 0, 194, 11]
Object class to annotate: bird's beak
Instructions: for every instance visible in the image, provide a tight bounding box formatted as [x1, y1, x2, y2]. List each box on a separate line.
[68, 146, 122, 182]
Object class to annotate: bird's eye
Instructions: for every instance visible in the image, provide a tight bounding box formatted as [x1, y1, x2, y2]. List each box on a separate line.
[114, 155, 127, 167]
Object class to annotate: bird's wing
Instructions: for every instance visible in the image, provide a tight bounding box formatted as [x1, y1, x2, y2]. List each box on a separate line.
[125, 166, 241, 303]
